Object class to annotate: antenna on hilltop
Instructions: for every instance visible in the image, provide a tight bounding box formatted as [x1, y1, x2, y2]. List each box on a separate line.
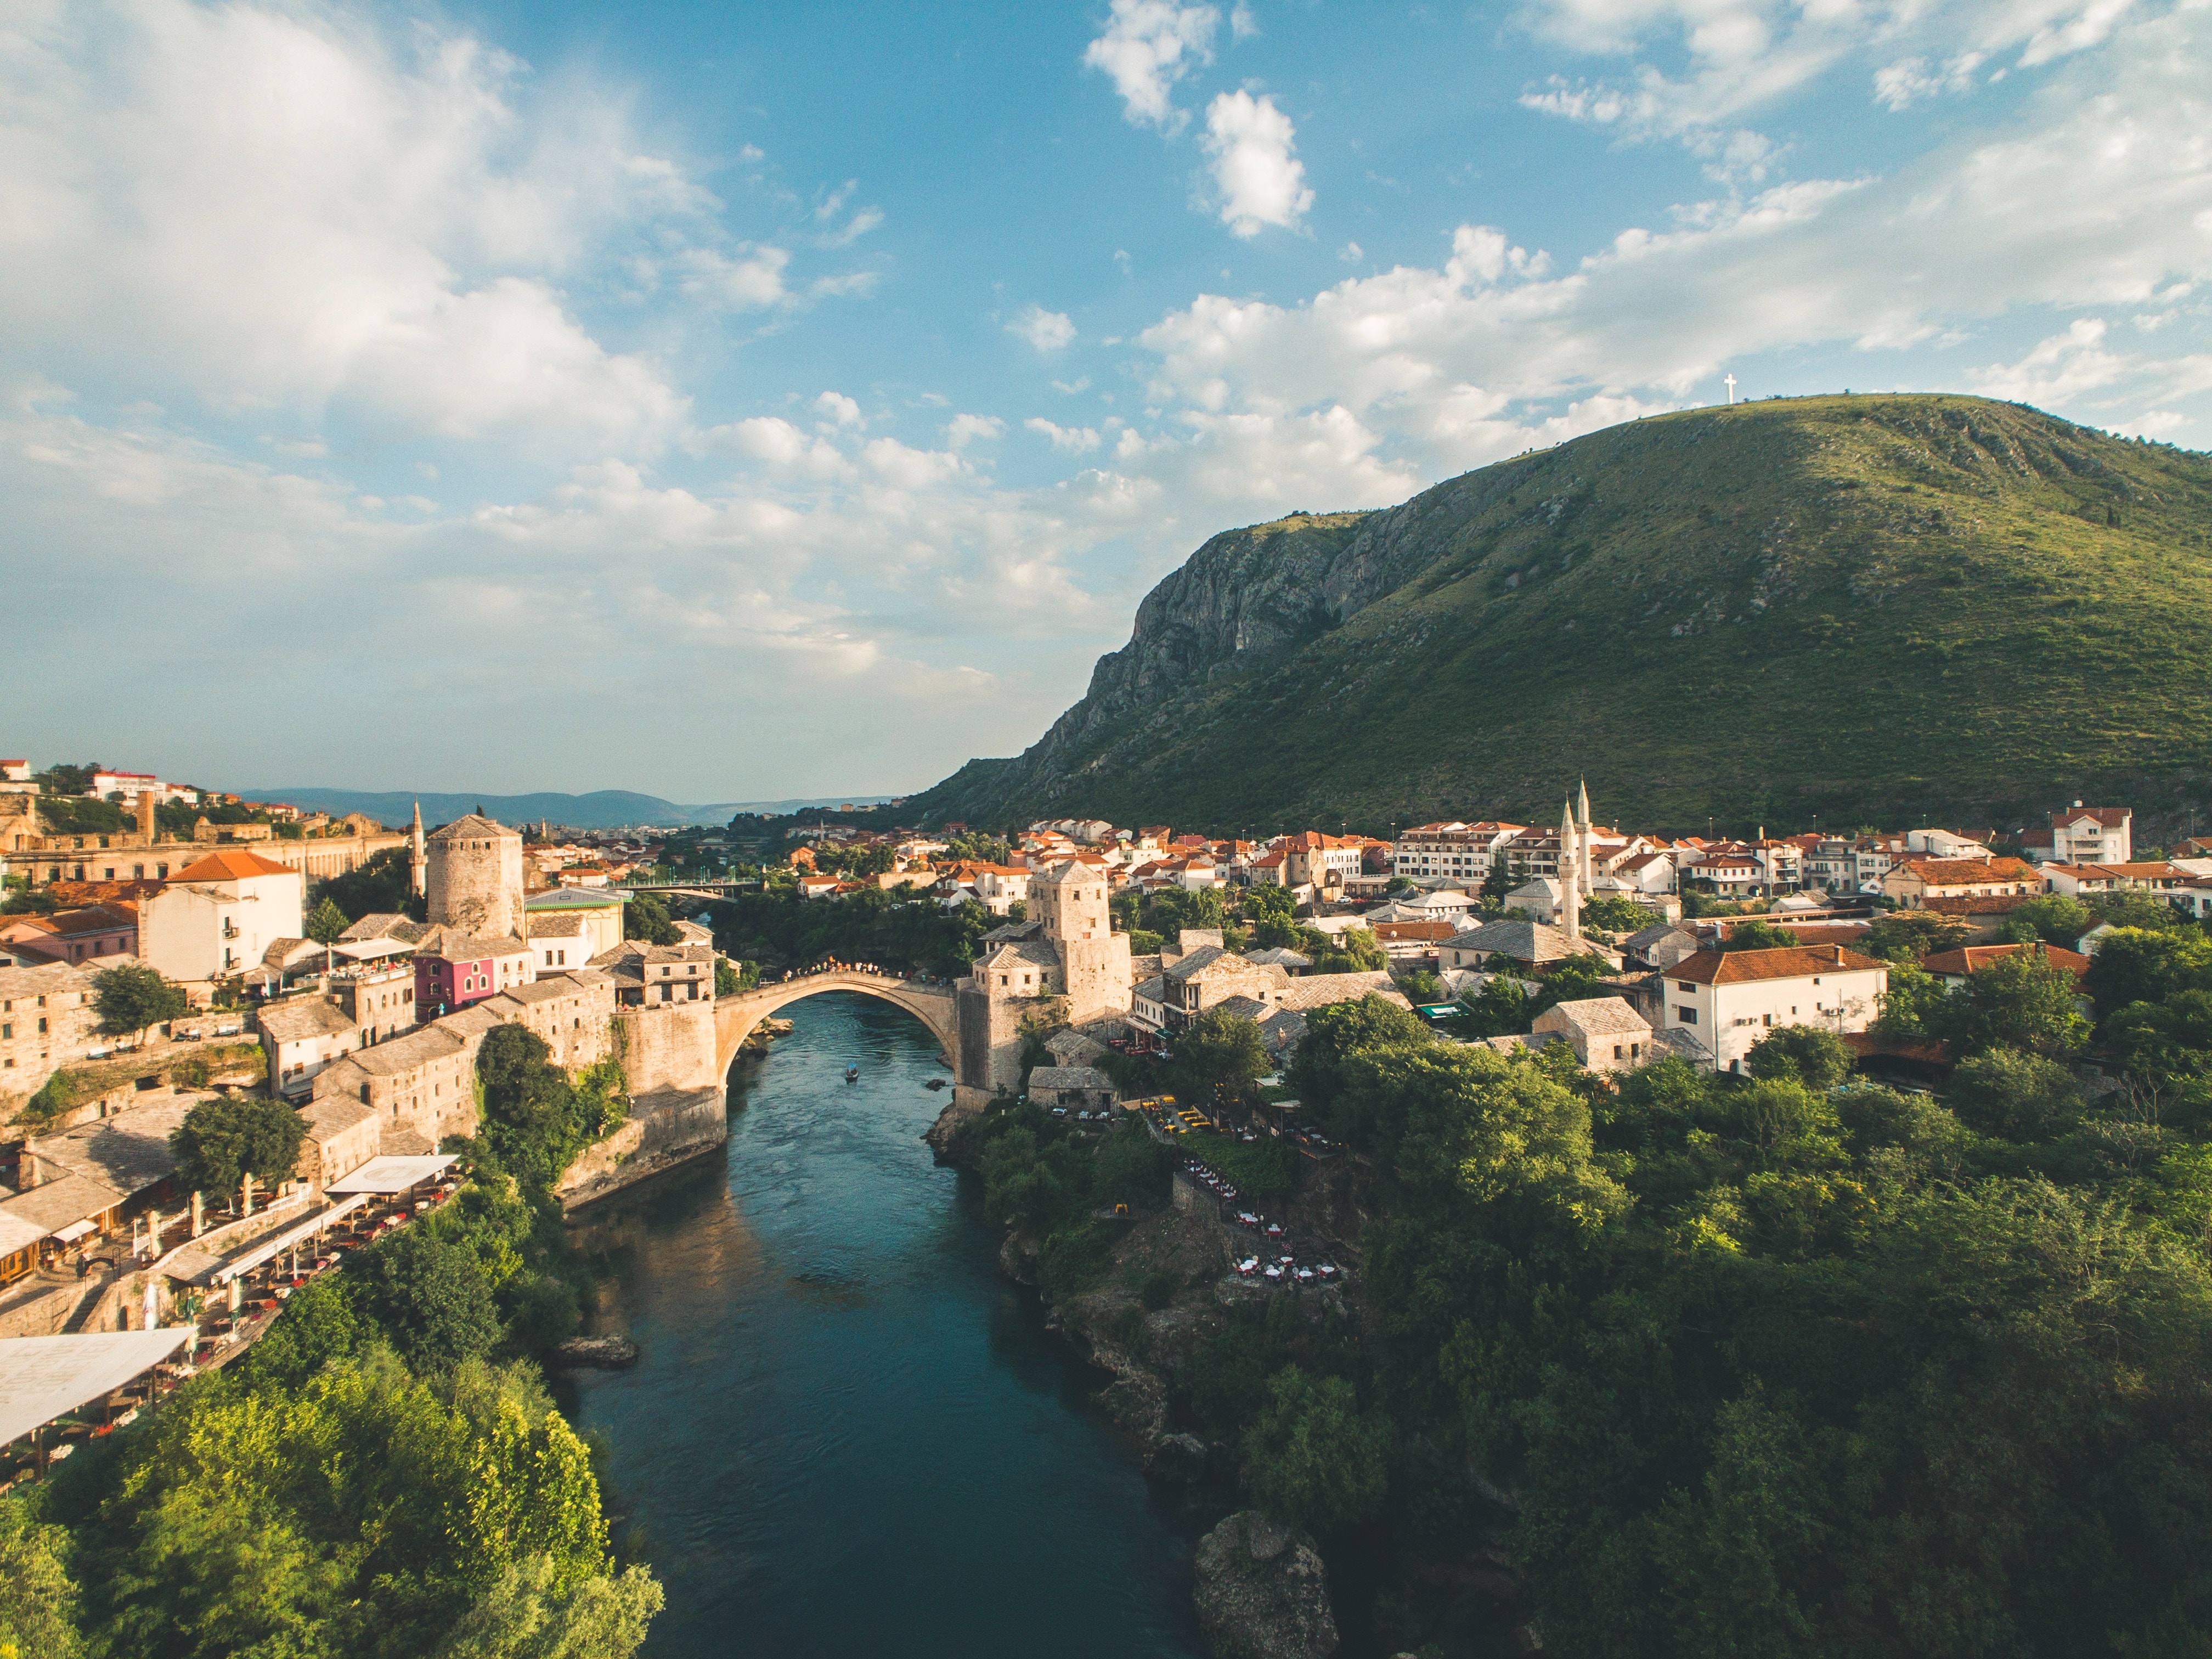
[1724, 374, 1737, 405]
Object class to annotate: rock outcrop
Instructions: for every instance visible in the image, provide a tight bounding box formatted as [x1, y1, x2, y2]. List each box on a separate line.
[1194, 1511, 1339, 1659]
[555, 1334, 640, 1368]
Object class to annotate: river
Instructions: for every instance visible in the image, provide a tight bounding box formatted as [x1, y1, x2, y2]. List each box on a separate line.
[565, 991, 1212, 1658]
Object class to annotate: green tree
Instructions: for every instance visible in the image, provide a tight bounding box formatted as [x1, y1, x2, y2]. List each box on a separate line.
[714, 957, 758, 996]
[306, 895, 350, 970]
[1857, 910, 1970, 964]
[2085, 928, 2212, 1025]
[1995, 893, 2093, 947]
[1946, 1046, 2081, 1139]
[622, 894, 681, 947]
[1454, 972, 1532, 1040]
[1744, 1024, 1854, 1090]
[0, 1494, 82, 1659]
[1180, 1008, 1269, 1102]
[1723, 917, 1802, 952]
[91, 962, 188, 1045]
[312, 844, 424, 922]
[170, 1093, 307, 1212]
[32, 761, 99, 796]
[1285, 994, 1430, 1128]
[1582, 893, 1659, 934]
[1243, 1366, 1391, 1536]
[363, 1228, 505, 1372]
[1929, 951, 2091, 1059]
[476, 1025, 588, 1194]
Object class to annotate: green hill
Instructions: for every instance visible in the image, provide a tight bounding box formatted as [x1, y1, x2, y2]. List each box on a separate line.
[907, 394, 2212, 837]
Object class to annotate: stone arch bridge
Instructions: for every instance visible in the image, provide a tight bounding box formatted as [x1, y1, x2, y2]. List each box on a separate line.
[713, 971, 961, 1079]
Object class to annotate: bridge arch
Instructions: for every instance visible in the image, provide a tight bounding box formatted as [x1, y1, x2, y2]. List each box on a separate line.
[713, 970, 961, 1080]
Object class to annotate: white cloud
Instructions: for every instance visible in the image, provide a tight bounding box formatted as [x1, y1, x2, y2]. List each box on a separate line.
[0, 0, 702, 452]
[815, 391, 864, 427]
[1008, 304, 1077, 353]
[1968, 317, 2130, 402]
[1026, 417, 1102, 452]
[1052, 377, 1093, 394]
[945, 413, 1005, 448]
[1137, 5, 2212, 469]
[1082, 0, 1219, 130]
[1200, 91, 1314, 237]
[1231, 4, 1259, 42]
[1515, 0, 2147, 175]
[677, 246, 791, 309]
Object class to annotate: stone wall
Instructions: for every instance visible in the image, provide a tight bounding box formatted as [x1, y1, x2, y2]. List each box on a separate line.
[555, 1084, 727, 1212]
[616, 1001, 719, 1095]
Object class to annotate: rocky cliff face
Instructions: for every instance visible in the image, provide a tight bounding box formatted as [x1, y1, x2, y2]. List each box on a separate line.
[1194, 1512, 1340, 1659]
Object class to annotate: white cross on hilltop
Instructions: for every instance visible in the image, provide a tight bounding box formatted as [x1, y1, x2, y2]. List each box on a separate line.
[1724, 373, 1738, 404]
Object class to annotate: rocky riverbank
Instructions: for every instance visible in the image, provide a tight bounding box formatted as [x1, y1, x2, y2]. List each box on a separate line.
[929, 1101, 1537, 1658]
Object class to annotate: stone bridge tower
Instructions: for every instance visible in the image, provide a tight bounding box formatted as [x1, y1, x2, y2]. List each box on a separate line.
[1034, 860, 1131, 1026]
[426, 812, 525, 939]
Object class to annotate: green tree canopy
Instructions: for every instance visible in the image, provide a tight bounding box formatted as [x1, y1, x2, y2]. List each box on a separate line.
[1928, 950, 2092, 1059]
[1722, 917, 1801, 952]
[1285, 994, 1429, 1132]
[1995, 892, 2093, 947]
[2085, 927, 2212, 1026]
[1858, 910, 1971, 964]
[622, 894, 681, 947]
[92, 962, 188, 1042]
[1243, 1366, 1392, 1536]
[1946, 1045, 2082, 1139]
[305, 895, 350, 949]
[1743, 1024, 1854, 1090]
[169, 1093, 306, 1201]
[1179, 1009, 1270, 1102]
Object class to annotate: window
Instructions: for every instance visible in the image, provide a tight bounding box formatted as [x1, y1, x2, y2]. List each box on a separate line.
[1677, 1006, 1697, 1024]
[1613, 1045, 1623, 1058]
[1677, 981, 1695, 992]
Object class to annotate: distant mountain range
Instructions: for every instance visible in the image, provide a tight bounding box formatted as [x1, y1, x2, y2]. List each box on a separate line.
[902, 393, 2212, 837]
[229, 788, 899, 832]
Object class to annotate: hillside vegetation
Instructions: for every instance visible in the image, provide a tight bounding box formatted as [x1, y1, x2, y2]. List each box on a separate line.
[909, 396, 2212, 834]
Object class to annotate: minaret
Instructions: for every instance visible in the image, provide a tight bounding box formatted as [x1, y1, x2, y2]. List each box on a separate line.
[1576, 777, 1594, 895]
[409, 801, 427, 898]
[1559, 800, 1581, 940]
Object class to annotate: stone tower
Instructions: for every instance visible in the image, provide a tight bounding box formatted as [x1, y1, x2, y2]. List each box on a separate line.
[409, 802, 427, 899]
[1034, 861, 1132, 1026]
[1559, 800, 1581, 940]
[426, 812, 524, 940]
[136, 791, 157, 846]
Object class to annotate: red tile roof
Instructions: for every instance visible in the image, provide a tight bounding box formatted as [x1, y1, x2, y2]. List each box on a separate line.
[173, 849, 295, 882]
[1671, 945, 1885, 985]
[1922, 943, 2089, 978]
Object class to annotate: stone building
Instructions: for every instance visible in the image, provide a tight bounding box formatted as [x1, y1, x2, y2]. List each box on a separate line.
[1531, 996, 1654, 1074]
[953, 859, 1134, 1107]
[426, 813, 526, 940]
[0, 962, 98, 1108]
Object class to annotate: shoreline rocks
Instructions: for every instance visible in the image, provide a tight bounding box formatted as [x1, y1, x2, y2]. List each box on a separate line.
[1194, 1511, 1339, 1659]
[556, 1334, 640, 1368]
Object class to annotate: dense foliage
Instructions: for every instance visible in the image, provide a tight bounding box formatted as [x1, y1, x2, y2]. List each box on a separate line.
[3, 1023, 659, 1658]
[1268, 932, 2212, 1655]
[706, 884, 993, 977]
[309, 845, 424, 922]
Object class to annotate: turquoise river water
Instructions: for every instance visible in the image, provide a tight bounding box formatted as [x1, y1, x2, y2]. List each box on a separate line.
[565, 991, 1212, 1658]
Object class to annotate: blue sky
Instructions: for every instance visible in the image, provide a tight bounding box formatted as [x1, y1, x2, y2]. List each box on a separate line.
[5, 0, 2208, 803]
